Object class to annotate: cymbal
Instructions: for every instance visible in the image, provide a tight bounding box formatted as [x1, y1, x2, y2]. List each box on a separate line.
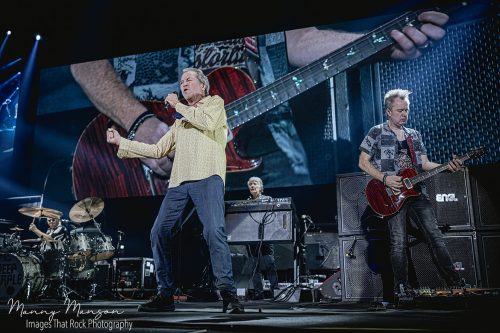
[69, 197, 104, 223]
[18, 207, 63, 219]
[0, 218, 16, 225]
[9, 226, 24, 232]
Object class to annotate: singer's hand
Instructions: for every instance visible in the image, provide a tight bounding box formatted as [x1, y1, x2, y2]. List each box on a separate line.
[106, 128, 121, 145]
[164, 93, 180, 108]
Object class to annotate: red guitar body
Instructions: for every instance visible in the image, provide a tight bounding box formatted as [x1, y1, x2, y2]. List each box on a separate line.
[365, 168, 421, 217]
[72, 67, 260, 199]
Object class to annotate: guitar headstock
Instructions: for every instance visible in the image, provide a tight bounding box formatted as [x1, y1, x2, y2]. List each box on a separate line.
[466, 147, 487, 160]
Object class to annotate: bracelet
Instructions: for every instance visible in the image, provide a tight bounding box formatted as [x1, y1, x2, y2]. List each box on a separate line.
[127, 111, 156, 140]
[382, 174, 387, 185]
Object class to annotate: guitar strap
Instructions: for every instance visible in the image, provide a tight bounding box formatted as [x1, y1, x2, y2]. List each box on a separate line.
[244, 36, 262, 87]
[406, 132, 418, 167]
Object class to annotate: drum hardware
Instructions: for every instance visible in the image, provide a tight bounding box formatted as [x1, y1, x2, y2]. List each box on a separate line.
[9, 226, 24, 232]
[110, 230, 126, 299]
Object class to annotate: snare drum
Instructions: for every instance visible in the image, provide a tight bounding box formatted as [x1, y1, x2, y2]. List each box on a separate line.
[0, 233, 22, 253]
[0, 252, 45, 301]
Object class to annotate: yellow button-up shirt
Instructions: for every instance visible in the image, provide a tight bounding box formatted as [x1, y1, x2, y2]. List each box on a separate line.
[117, 95, 228, 188]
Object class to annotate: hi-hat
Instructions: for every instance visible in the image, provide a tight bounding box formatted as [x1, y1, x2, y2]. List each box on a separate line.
[69, 197, 104, 223]
[9, 226, 24, 232]
[18, 207, 63, 219]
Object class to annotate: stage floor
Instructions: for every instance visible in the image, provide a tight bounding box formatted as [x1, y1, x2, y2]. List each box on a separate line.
[1, 293, 498, 333]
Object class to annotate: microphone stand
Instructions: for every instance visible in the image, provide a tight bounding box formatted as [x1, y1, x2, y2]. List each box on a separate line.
[112, 231, 125, 300]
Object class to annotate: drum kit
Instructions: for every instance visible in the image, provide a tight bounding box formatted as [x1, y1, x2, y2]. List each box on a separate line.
[0, 197, 118, 302]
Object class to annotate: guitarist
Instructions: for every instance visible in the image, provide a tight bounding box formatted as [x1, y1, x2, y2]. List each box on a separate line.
[358, 89, 464, 299]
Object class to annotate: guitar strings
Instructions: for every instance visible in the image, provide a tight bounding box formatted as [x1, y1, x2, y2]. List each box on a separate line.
[226, 12, 419, 126]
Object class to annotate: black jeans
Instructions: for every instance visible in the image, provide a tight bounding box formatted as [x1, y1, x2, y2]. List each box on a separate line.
[386, 194, 460, 290]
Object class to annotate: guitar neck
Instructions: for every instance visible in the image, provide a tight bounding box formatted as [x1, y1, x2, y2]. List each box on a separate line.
[410, 155, 470, 186]
[410, 164, 451, 186]
[226, 10, 423, 130]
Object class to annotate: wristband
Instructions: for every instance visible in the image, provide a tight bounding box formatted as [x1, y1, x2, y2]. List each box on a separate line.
[127, 111, 156, 140]
[382, 174, 387, 186]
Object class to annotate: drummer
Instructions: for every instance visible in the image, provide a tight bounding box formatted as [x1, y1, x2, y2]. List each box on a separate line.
[29, 217, 68, 253]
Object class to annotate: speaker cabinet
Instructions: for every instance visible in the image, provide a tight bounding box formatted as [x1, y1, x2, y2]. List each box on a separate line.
[337, 172, 385, 236]
[469, 164, 500, 231]
[423, 169, 474, 231]
[337, 169, 477, 237]
[304, 232, 340, 271]
[409, 232, 480, 288]
[339, 235, 390, 301]
[476, 232, 500, 288]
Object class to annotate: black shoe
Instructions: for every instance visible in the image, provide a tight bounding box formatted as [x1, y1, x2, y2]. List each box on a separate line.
[138, 294, 175, 312]
[221, 291, 245, 314]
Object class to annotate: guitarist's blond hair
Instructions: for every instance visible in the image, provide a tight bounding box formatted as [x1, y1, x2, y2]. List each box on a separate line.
[384, 89, 412, 111]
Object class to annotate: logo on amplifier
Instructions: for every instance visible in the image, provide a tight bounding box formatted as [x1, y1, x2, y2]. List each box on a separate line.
[436, 193, 458, 202]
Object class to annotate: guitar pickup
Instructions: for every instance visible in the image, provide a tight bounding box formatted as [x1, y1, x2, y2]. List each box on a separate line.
[403, 178, 413, 189]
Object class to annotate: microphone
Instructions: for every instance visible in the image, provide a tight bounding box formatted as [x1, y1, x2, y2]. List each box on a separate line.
[346, 248, 356, 259]
[346, 238, 357, 259]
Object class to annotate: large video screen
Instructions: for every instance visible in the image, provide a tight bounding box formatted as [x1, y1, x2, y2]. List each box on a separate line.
[0, 67, 20, 180]
[32, 1, 497, 203]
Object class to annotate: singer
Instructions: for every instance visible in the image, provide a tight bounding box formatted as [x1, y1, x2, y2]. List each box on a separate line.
[106, 67, 243, 314]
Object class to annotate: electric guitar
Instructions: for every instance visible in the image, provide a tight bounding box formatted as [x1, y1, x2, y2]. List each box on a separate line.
[364, 147, 486, 217]
[72, 4, 467, 199]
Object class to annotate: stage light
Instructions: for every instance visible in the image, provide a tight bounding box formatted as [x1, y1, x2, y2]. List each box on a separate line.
[7, 31, 11, 35]
[35, 34, 41, 41]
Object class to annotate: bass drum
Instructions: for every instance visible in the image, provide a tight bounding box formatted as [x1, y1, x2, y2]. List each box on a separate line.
[0, 253, 45, 301]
